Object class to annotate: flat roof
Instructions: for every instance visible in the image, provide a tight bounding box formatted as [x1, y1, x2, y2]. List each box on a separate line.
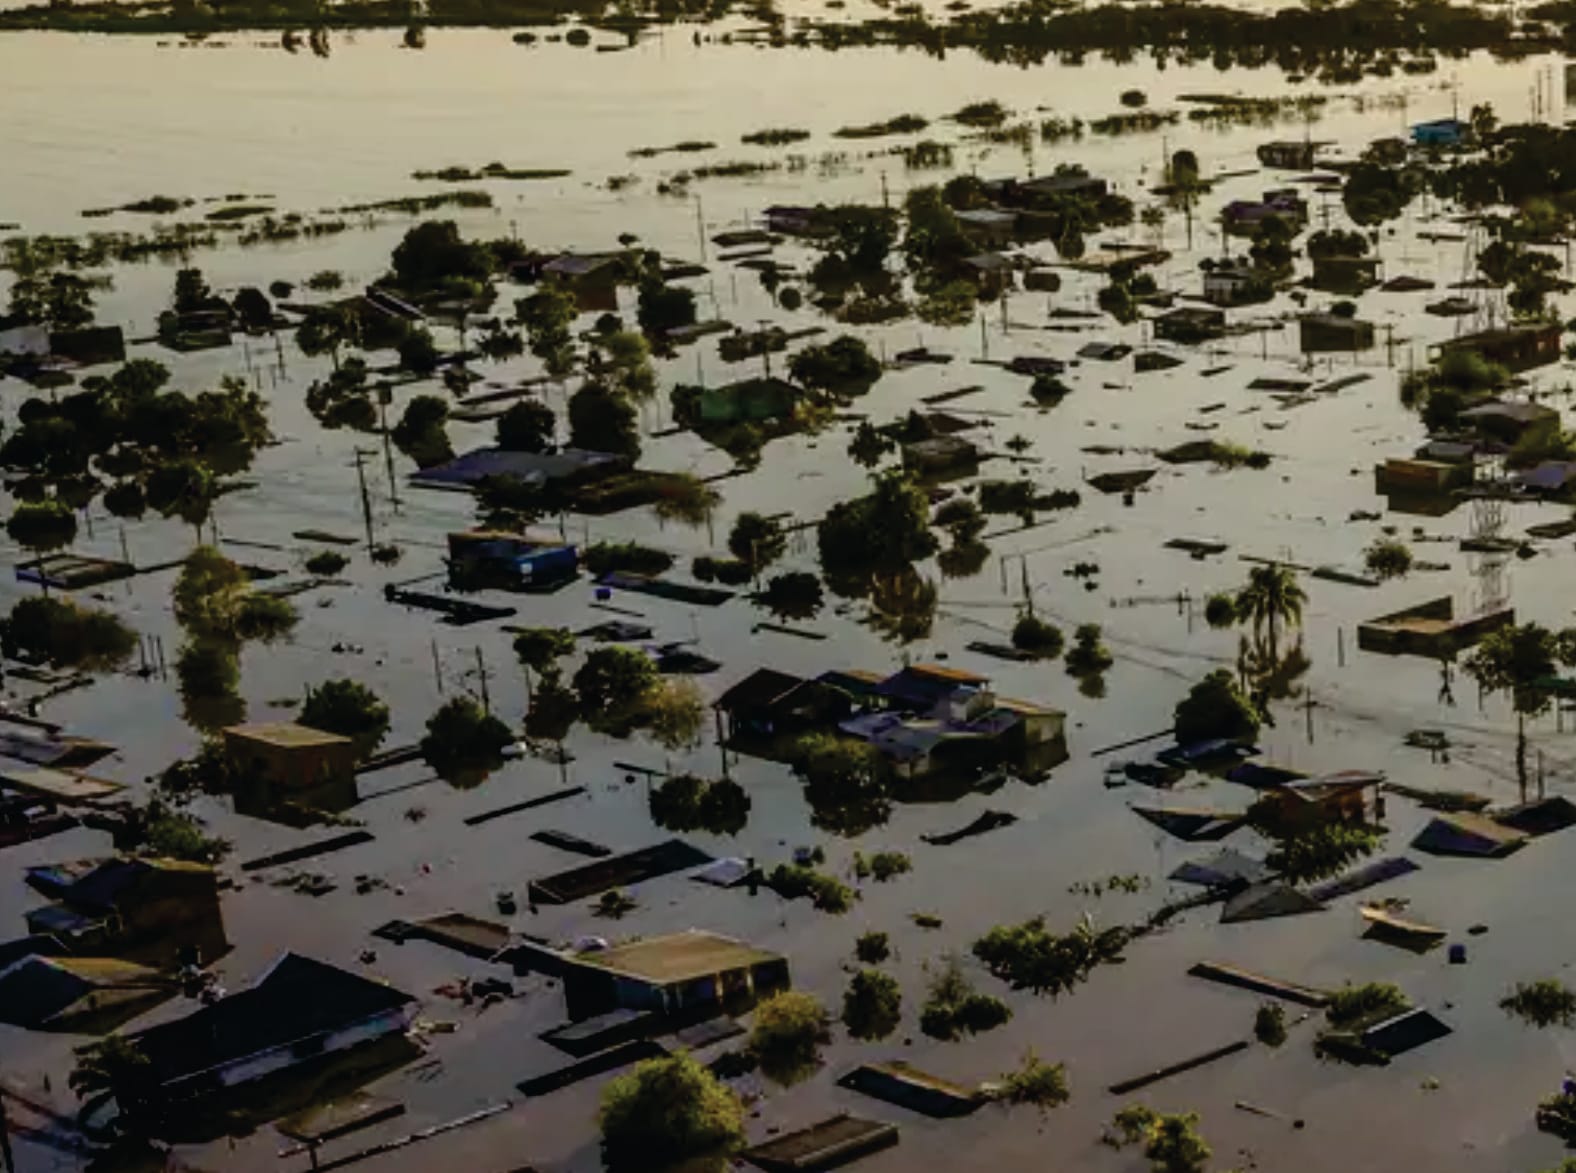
[224, 722, 353, 749]
[583, 929, 782, 985]
[0, 767, 123, 803]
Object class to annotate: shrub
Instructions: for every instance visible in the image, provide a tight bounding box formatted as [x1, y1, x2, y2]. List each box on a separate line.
[1065, 623, 1113, 675]
[1203, 593, 1237, 628]
[1325, 982, 1408, 1027]
[299, 678, 391, 759]
[1364, 537, 1413, 580]
[1255, 1003, 1287, 1047]
[991, 1050, 1070, 1110]
[855, 931, 891, 964]
[750, 991, 831, 1066]
[1174, 669, 1260, 744]
[649, 774, 751, 835]
[972, 913, 1128, 996]
[420, 697, 513, 775]
[842, 969, 902, 1040]
[1106, 1106, 1211, 1173]
[2, 596, 136, 672]
[304, 550, 349, 576]
[584, 541, 674, 577]
[599, 1054, 743, 1171]
[1012, 614, 1064, 658]
[870, 851, 912, 881]
[770, 863, 854, 913]
[920, 956, 1011, 1040]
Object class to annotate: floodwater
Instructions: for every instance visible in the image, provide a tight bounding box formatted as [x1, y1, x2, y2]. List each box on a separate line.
[4, 24, 1576, 1173]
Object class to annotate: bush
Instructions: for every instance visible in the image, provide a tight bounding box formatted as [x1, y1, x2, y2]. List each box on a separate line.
[1012, 614, 1064, 658]
[1065, 623, 1113, 675]
[649, 774, 751, 835]
[870, 850, 911, 881]
[599, 1053, 743, 1171]
[3, 596, 136, 672]
[573, 646, 660, 729]
[992, 1051, 1070, 1110]
[1255, 1002, 1287, 1047]
[1325, 982, 1408, 1027]
[769, 862, 855, 913]
[419, 697, 513, 776]
[299, 678, 391, 760]
[842, 969, 902, 1040]
[758, 571, 824, 620]
[1364, 537, 1413, 579]
[584, 541, 674, 577]
[855, 931, 891, 964]
[921, 957, 1011, 1040]
[1501, 979, 1576, 1028]
[750, 991, 831, 1067]
[1174, 669, 1260, 744]
[692, 555, 753, 585]
[788, 335, 883, 396]
[1106, 1106, 1211, 1173]
[972, 913, 1128, 995]
[304, 550, 349, 576]
[1203, 593, 1237, 628]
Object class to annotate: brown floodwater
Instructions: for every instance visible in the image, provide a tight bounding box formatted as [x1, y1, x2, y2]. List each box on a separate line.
[4, 25, 1576, 1173]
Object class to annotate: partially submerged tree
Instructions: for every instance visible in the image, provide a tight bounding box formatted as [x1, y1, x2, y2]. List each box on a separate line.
[598, 1053, 744, 1172]
[574, 646, 660, 732]
[1174, 669, 1260, 745]
[728, 512, 787, 573]
[1464, 622, 1576, 799]
[0, 596, 136, 672]
[749, 990, 832, 1077]
[1235, 563, 1306, 657]
[842, 968, 902, 1040]
[420, 696, 513, 780]
[298, 678, 391, 759]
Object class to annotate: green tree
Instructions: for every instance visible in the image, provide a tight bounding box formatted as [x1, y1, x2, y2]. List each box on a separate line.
[420, 696, 513, 779]
[1235, 563, 1306, 656]
[391, 220, 491, 291]
[397, 327, 440, 374]
[842, 969, 902, 1039]
[568, 382, 640, 460]
[1464, 622, 1576, 799]
[173, 267, 212, 314]
[296, 307, 353, 370]
[645, 678, 706, 756]
[1, 596, 136, 671]
[517, 284, 578, 379]
[524, 666, 579, 752]
[749, 990, 832, 1075]
[144, 457, 216, 537]
[817, 469, 938, 594]
[636, 281, 697, 336]
[512, 626, 575, 697]
[391, 394, 453, 468]
[793, 732, 890, 835]
[789, 335, 883, 396]
[573, 646, 660, 730]
[69, 1035, 153, 1125]
[7, 499, 77, 574]
[299, 678, 390, 759]
[598, 1053, 744, 1172]
[591, 330, 657, 401]
[495, 399, 556, 452]
[1174, 669, 1260, 745]
[728, 511, 786, 573]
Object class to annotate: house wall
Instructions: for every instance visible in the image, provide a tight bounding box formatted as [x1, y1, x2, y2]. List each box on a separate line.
[193, 1006, 415, 1095]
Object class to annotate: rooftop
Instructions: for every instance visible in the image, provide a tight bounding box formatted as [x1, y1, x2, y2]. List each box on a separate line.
[224, 722, 353, 750]
[580, 929, 782, 985]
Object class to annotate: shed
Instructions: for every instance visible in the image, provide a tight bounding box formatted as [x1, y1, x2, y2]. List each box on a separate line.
[956, 208, 1018, 246]
[1360, 1007, 1452, 1058]
[223, 722, 358, 819]
[901, 435, 980, 475]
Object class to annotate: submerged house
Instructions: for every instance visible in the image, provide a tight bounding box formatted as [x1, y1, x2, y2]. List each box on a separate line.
[1299, 312, 1375, 353]
[1223, 190, 1307, 235]
[24, 857, 227, 967]
[712, 668, 859, 743]
[1257, 140, 1324, 170]
[127, 953, 416, 1106]
[1358, 597, 1514, 658]
[561, 930, 788, 1020]
[1154, 306, 1226, 344]
[1438, 323, 1562, 373]
[955, 208, 1018, 247]
[446, 530, 578, 591]
[1202, 258, 1270, 307]
[223, 722, 359, 821]
[1457, 399, 1560, 446]
[1411, 118, 1469, 148]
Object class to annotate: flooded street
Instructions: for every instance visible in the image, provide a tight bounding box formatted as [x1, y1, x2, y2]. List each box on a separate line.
[4, 19, 1576, 1173]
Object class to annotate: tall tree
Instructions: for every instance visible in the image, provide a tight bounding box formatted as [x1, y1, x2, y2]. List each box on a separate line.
[1464, 623, 1576, 800]
[1235, 563, 1306, 657]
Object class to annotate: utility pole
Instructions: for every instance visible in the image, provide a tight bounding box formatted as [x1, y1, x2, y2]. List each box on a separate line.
[475, 646, 491, 714]
[352, 449, 375, 554]
[1304, 689, 1315, 744]
[0, 1089, 14, 1173]
[695, 195, 707, 262]
[431, 639, 444, 696]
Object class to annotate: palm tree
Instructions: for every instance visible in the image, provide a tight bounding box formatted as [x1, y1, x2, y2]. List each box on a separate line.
[1464, 623, 1576, 801]
[69, 1035, 152, 1127]
[1235, 563, 1306, 657]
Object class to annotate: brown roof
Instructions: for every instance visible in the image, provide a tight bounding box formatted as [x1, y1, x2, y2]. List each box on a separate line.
[224, 722, 353, 750]
[582, 930, 781, 985]
[906, 664, 990, 685]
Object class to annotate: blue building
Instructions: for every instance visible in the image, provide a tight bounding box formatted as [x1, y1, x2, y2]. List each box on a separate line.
[446, 530, 578, 591]
[1411, 118, 1469, 147]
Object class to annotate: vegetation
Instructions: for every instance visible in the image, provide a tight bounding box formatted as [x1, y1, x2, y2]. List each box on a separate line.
[972, 913, 1128, 996]
[1011, 613, 1064, 659]
[1065, 623, 1113, 675]
[391, 394, 453, 468]
[69, 1035, 153, 1124]
[173, 547, 298, 645]
[990, 1051, 1070, 1111]
[598, 1053, 743, 1172]
[1235, 563, 1306, 656]
[1501, 979, 1576, 1028]
[1106, 1106, 1211, 1173]
[298, 678, 390, 759]
[419, 697, 513, 778]
[770, 862, 855, 912]
[920, 955, 1011, 1040]
[1325, 982, 1408, 1028]
[855, 930, 891, 964]
[855, 850, 912, 882]
[304, 550, 349, 576]
[649, 773, 751, 835]
[120, 798, 230, 864]
[789, 335, 883, 396]
[1173, 669, 1260, 744]
[789, 732, 890, 836]
[567, 381, 641, 461]
[842, 969, 903, 1040]
[749, 990, 832, 1071]
[1262, 822, 1380, 883]
[1364, 537, 1413, 580]
[758, 571, 824, 620]
[1, 596, 136, 671]
[1255, 1002, 1288, 1047]
[1204, 592, 1237, 629]
[728, 512, 787, 573]
[1463, 623, 1576, 799]
[495, 398, 556, 452]
[583, 541, 674, 577]
[512, 626, 576, 678]
[573, 646, 660, 731]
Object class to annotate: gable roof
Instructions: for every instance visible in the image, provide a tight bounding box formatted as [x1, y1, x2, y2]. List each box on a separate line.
[1411, 812, 1527, 858]
[131, 953, 414, 1086]
[1221, 882, 1324, 924]
[714, 668, 805, 715]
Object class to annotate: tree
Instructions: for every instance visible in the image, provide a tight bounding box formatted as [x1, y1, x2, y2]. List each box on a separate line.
[758, 571, 824, 620]
[645, 678, 706, 755]
[793, 732, 890, 835]
[843, 969, 902, 1040]
[397, 328, 440, 374]
[496, 399, 555, 452]
[517, 284, 578, 378]
[8, 499, 77, 571]
[636, 281, 697, 336]
[299, 679, 390, 759]
[1364, 537, 1413, 580]
[305, 358, 378, 431]
[1, 596, 136, 672]
[525, 666, 579, 753]
[598, 1053, 744, 1172]
[728, 512, 786, 573]
[848, 420, 894, 468]
[789, 335, 883, 396]
[574, 646, 660, 730]
[232, 286, 273, 331]
[817, 469, 938, 593]
[9, 271, 96, 330]
[512, 627, 575, 695]
[420, 696, 513, 778]
[173, 546, 298, 645]
[649, 773, 750, 835]
[1012, 614, 1064, 658]
[650, 474, 720, 533]
[390, 220, 491, 291]
[391, 394, 453, 468]
[173, 267, 212, 315]
[568, 382, 640, 460]
[296, 308, 353, 369]
[1464, 622, 1576, 799]
[1174, 669, 1260, 745]
[1065, 623, 1113, 676]
[1235, 563, 1306, 656]
[592, 330, 657, 401]
[749, 990, 832, 1073]
[1108, 1107, 1211, 1173]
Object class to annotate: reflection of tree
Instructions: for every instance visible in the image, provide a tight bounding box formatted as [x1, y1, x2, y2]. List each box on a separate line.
[868, 566, 937, 644]
[938, 539, 990, 579]
[793, 733, 891, 836]
[1237, 636, 1311, 724]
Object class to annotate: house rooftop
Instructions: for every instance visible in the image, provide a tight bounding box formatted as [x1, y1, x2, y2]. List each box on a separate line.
[714, 668, 805, 714]
[28, 856, 212, 910]
[224, 722, 353, 750]
[579, 930, 781, 985]
[132, 953, 414, 1087]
